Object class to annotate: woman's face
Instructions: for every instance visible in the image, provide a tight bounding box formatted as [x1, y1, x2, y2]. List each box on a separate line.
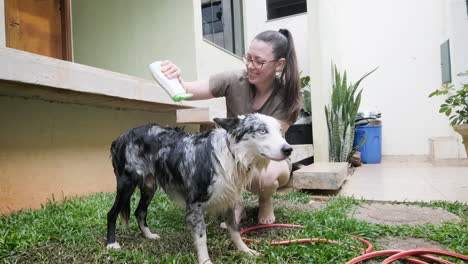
[245, 40, 285, 87]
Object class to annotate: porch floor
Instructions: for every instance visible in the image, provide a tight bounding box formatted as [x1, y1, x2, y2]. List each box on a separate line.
[338, 155, 468, 203]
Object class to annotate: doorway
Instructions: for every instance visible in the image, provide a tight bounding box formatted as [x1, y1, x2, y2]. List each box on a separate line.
[4, 0, 71, 61]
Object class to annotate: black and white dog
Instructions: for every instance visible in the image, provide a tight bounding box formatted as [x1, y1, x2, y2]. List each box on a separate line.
[105, 113, 292, 264]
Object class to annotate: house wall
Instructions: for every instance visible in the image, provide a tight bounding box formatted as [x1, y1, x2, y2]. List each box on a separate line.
[307, 0, 468, 156]
[71, 0, 248, 119]
[243, 0, 309, 76]
[445, 0, 468, 158]
[190, 40, 245, 118]
[71, 0, 199, 81]
[0, 95, 175, 214]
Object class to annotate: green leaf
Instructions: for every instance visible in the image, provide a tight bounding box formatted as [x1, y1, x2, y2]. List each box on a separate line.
[325, 64, 377, 162]
[445, 108, 452, 116]
[428, 90, 439, 97]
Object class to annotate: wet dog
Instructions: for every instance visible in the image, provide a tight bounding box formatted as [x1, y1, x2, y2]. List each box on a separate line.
[105, 113, 292, 264]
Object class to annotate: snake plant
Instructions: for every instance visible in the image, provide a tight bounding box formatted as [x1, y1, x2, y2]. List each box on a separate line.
[325, 65, 377, 162]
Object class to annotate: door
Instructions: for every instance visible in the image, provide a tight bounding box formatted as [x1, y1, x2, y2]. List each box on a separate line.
[5, 0, 71, 61]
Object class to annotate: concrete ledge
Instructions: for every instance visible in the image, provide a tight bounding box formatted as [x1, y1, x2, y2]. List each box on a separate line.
[292, 162, 348, 190]
[177, 107, 216, 124]
[0, 47, 194, 112]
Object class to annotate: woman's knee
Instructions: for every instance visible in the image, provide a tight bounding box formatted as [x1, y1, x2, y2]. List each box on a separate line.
[269, 160, 291, 187]
[249, 160, 290, 193]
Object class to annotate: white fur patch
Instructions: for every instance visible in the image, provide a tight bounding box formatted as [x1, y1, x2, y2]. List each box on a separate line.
[194, 233, 211, 264]
[142, 227, 160, 239]
[106, 242, 121, 249]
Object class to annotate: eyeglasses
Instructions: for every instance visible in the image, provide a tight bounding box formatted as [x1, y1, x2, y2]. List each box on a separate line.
[242, 56, 277, 69]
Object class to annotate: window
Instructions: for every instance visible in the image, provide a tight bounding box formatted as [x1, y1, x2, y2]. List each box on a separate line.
[201, 0, 244, 56]
[267, 0, 307, 20]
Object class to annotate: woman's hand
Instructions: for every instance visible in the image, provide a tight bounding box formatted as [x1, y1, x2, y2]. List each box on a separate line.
[161, 60, 182, 81]
[159, 60, 213, 100]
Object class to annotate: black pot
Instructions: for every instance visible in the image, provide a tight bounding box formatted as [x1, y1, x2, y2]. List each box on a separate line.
[285, 124, 313, 145]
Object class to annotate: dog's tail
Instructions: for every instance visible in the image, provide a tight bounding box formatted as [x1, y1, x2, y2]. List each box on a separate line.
[110, 137, 132, 224]
[110, 136, 127, 178]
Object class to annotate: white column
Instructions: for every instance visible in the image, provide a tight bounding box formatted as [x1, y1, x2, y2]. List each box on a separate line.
[307, 0, 330, 162]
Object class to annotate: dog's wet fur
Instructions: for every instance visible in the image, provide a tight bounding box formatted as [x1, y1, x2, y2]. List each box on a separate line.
[105, 113, 292, 263]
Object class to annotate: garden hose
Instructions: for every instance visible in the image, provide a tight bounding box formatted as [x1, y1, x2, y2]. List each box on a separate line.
[240, 224, 468, 264]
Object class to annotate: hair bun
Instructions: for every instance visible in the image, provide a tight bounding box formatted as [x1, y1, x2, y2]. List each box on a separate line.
[278, 28, 289, 38]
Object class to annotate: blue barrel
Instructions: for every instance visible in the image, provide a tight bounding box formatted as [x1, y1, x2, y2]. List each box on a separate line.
[354, 125, 382, 164]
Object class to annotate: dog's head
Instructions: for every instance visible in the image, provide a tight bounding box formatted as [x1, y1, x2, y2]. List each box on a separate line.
[213, 113, 292, 161]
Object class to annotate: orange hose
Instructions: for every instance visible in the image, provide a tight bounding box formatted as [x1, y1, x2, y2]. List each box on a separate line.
[240, 224, 468, 264]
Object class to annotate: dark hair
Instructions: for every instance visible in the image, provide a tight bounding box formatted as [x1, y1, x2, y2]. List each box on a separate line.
[254, 29, 301, 124]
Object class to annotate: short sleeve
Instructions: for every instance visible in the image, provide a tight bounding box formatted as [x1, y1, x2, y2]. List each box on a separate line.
[209, 71, 237, 98]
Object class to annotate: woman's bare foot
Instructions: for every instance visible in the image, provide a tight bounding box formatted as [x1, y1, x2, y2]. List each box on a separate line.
[258, 196, 275, 224]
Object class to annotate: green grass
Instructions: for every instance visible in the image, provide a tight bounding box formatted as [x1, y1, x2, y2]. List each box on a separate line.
[1, 191, 467, 264]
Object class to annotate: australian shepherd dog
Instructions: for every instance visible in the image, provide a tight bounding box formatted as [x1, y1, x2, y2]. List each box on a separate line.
[105, 113, 292, 264]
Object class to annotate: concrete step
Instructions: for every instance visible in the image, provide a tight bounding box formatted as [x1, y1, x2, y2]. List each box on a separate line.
[292, 162, 348, 190]
[429, 136, 465, 160]
[291, 144, 313, 163]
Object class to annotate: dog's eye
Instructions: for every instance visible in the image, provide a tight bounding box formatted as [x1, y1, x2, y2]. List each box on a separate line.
[259, 129, 267, 134]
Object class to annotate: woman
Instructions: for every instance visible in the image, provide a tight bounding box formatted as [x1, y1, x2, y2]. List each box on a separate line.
[161, 29, 301, 225]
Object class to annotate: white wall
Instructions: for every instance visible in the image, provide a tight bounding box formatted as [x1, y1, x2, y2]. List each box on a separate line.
[307, 0, 468, 156]
[445, 0, 468, 157]
[336, 0, 467, 156]
[243, 0, 309, 76]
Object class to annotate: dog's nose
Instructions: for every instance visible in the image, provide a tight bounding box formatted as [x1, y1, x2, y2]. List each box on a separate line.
[281, 144, 293, 157]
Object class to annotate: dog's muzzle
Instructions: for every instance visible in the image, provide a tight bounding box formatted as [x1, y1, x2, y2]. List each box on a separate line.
[281, 144, 293, 157]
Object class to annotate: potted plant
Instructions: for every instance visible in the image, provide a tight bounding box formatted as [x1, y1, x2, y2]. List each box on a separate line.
[285, 75, 313, 145]
[429, 71, 468, 155]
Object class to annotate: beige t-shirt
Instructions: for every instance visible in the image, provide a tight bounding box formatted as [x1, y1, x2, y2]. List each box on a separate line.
[209, 70, 289, 122]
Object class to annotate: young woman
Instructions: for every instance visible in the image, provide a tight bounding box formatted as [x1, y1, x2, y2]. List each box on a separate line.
[161, 29, 301, 224]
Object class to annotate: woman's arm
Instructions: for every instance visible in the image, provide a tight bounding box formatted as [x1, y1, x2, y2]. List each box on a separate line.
[161, 60, 214, 101]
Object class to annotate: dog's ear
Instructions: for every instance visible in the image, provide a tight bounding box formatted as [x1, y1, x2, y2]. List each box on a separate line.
[213, 117, 240, 132]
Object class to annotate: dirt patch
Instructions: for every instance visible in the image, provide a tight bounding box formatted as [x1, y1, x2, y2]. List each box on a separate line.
[350, 203, 461, 226]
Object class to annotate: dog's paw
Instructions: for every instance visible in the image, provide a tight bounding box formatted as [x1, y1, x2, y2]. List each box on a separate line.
[106, 242, 121, 250]
[143, 232, 161, 239]
[239, 248, 260, 257]
[200, 259, 213, 264]
[144, 233, 160, 239]
[142, 227, 161, 239]
[246, 249, 260, 257]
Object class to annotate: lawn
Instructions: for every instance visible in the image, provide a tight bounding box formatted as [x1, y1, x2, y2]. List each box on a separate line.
[0, 191, 467, 264]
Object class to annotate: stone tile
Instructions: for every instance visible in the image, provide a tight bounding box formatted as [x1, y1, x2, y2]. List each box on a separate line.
[350, 203, 461, 226]
[364, 237, 446, 264]
[339, 156, 468, 203]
